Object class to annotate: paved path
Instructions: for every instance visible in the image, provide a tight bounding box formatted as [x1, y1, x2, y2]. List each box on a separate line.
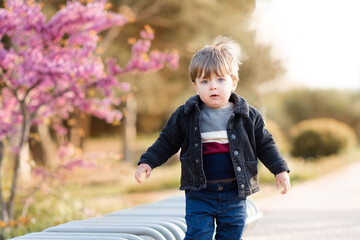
[243, 162, 360, 240]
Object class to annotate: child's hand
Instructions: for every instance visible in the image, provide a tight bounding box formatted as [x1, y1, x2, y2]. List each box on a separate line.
[135, 163, 152, 184]
[275, 171, 290, 194]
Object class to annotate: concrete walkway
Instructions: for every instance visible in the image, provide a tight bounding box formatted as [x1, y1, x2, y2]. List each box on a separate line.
[243, 162, 360, 240]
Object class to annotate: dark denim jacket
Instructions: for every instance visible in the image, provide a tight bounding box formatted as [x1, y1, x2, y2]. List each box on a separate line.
[138, 93, 290, 197]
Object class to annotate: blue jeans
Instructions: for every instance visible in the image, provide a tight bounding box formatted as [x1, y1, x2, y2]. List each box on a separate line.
[184, 181, 246, 240]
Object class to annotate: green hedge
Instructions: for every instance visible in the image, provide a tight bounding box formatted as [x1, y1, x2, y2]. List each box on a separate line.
[290, 118, 356, 159]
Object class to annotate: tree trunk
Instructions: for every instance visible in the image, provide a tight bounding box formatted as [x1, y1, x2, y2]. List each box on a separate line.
[29, 126, 46, 166]
[19, 143, 31, 182]
[0, 141, 7, 222]
[7, 108, 31, 220]
[0, 153, 4, 238]
[37, 124, 57, 167]
[69, 112, 89, 149]
[7, 150, 21, 220]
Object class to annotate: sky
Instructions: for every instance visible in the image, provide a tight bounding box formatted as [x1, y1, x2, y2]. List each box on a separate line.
[253, 0, 360, 90]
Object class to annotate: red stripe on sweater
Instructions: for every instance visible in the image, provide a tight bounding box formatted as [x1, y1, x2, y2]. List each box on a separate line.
[202, 142, 230, 155]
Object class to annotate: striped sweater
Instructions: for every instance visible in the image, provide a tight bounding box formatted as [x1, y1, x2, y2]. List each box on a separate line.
[201, 104, 236, 181]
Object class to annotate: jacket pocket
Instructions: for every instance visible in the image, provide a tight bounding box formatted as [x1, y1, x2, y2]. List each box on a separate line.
[180, 156, 195, 185]
[244, 161, 259, 186]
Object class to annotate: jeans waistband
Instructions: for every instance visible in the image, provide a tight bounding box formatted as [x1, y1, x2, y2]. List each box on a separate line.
[206, 181, 237, 192]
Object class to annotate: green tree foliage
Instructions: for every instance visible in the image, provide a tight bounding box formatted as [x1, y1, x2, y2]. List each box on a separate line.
[290, 118, 357, 159]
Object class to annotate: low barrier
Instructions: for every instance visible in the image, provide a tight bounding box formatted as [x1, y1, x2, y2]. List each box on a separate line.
[11, 195, 262, 240]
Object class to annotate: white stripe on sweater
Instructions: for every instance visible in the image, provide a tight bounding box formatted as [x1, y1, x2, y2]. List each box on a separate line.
[201, 131, 229, 144]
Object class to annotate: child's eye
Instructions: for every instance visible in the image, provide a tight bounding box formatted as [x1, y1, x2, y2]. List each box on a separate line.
[201, 80, 208, 84]
[218, 78, 225, 82]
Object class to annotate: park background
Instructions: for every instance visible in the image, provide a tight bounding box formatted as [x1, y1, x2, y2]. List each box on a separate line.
[0, 0, 359, 239]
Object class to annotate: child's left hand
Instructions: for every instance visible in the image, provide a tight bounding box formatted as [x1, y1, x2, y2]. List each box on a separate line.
[275, 171, 290, 194]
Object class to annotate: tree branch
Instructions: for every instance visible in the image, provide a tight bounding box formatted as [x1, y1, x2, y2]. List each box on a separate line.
[24, 79, 42, 100]
[98, 26, 124, 54]
[134, 1, 163, 21]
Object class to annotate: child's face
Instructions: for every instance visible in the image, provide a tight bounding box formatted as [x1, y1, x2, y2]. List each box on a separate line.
[193, 71, 237, 109]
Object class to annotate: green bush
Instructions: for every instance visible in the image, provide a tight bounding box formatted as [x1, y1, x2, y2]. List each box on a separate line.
[262, 89, 360, 141]
[290, 118, 356, 159]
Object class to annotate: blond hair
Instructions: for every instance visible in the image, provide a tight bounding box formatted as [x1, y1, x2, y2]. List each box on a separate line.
[189, 36, 243, 82]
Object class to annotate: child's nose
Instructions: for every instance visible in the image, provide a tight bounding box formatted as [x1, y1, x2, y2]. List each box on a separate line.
[209, 80, 217, 89]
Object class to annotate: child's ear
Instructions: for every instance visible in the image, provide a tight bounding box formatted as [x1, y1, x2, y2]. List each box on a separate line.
[232, 78, 239, 91]
[192, 82, 199, 94]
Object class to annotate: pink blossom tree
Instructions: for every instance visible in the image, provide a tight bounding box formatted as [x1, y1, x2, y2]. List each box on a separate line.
[0, 0, 178, 222]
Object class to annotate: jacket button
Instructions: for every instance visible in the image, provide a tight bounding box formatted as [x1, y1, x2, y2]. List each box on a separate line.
[195, 143, 199, 148]
[234, 150, 239, 156]
[195, 159, 200, 164]
[194, 127, 198, 131]
[241, 184, 245, 189]
[231, 134, 236, 139]
[237, 167, 241, 172]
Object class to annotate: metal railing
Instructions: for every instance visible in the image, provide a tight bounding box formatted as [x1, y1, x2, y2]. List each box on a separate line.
[11, 195, 262, 240]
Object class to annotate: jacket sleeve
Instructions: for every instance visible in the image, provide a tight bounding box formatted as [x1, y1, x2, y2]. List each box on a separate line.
[254, 111, 290, 175]
[138, 107, 185, 169]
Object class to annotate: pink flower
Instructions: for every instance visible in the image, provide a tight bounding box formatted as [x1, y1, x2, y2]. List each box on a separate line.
[53, 124, 68, 136]
[166, 51, 180, 69]
[63, 158, 96, 171]
[32, 167, 48, 178]
[140, 25, 155, 40]
[119, 82, 131, 92]
[57, 143, 76, 159]
[0, 0, 178, 144]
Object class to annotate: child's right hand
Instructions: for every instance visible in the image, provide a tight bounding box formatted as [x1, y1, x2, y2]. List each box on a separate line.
[135, 163, 152, 184]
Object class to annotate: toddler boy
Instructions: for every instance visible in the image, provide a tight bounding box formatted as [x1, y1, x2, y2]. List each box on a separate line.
[135, 36, 290, 240]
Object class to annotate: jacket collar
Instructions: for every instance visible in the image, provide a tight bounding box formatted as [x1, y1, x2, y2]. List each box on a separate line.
[184, 92, 250, 118]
